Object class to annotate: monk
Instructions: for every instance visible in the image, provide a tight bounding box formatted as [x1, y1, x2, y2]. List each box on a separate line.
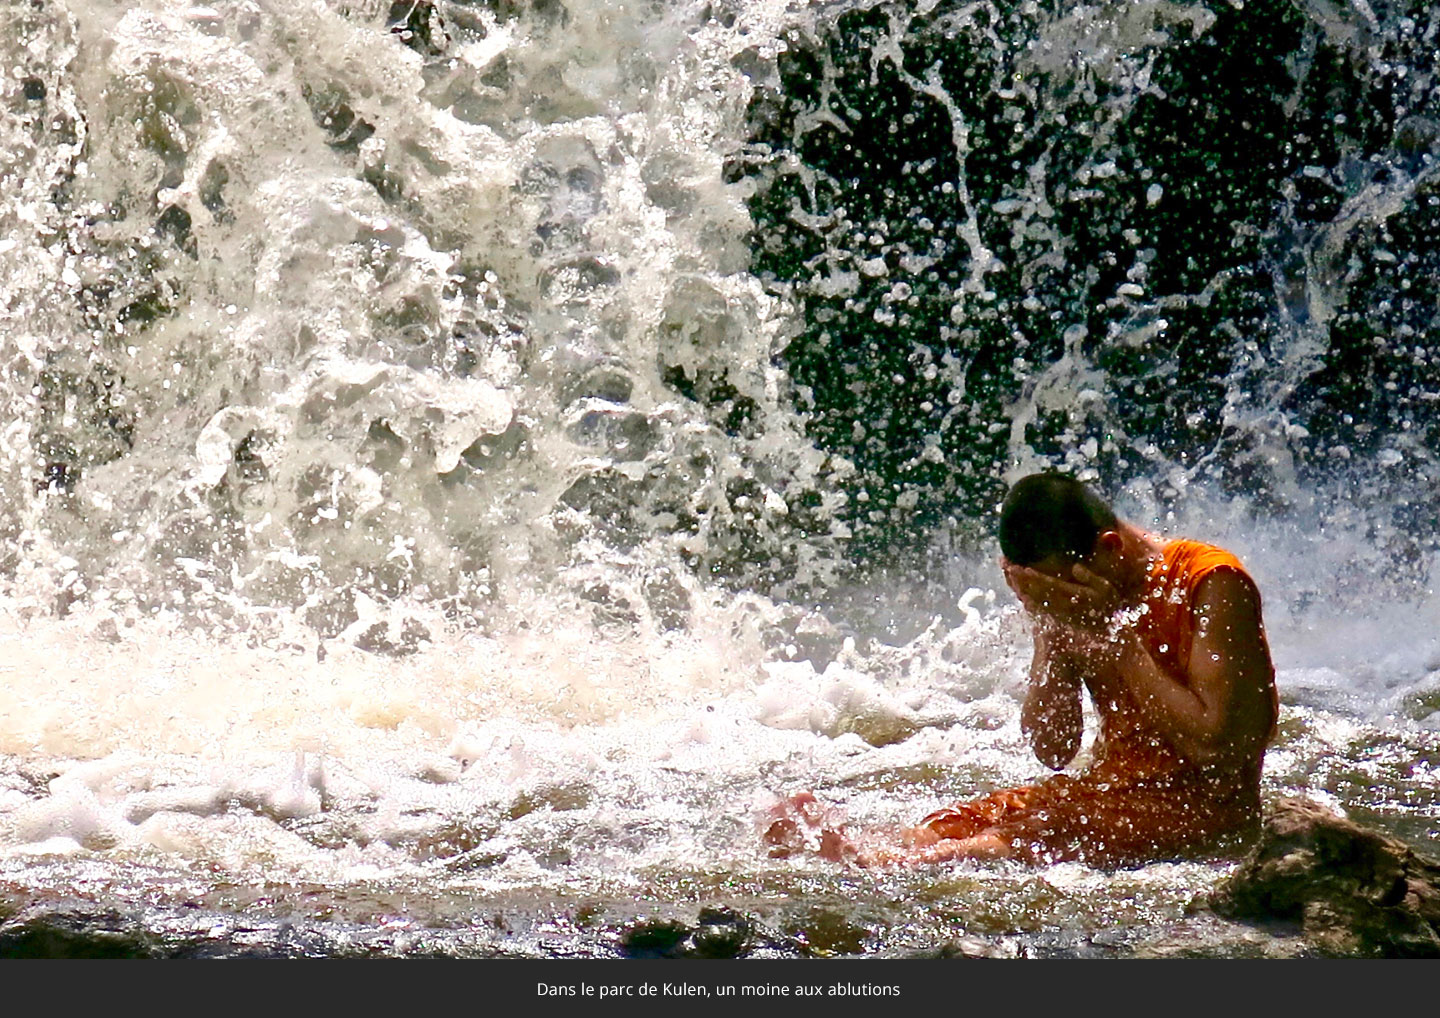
[765, 472, 1278, 868]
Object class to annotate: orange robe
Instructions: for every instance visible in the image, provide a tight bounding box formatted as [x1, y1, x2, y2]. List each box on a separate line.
[921, 539, 1277, 867]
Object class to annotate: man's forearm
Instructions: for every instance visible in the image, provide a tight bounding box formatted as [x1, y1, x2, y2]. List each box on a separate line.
[1022, 622, 1084, 769]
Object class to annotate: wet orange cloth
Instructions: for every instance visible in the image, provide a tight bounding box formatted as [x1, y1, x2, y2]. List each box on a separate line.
[921, 538, 1275, 867]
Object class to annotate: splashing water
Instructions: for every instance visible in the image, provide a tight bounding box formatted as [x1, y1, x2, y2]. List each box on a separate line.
[0, 0, 1436, 957]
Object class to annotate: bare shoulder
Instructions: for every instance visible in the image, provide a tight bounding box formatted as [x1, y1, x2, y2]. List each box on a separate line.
[1192, 566, 1264, 638]
[1190, 566, 1275, 705]
[1189, 565, 1277, 755]
[1192, 564, 1261, 613]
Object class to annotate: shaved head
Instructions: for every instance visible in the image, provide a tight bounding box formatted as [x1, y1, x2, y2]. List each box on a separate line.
[998, 473, 1118, 566]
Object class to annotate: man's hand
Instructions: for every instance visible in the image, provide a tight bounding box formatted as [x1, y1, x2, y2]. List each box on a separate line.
[1001, 557, 1123, 635]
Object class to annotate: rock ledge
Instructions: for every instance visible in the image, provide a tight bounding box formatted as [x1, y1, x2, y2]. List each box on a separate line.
[1210, 796, 1440, 957]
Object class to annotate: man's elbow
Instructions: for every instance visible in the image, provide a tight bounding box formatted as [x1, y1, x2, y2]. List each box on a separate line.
[1179, 739, 1228, 768]
[1035, 747, 1075, 771]
[1180, 726, 1265, 770]
[1031, 735, 1079, 771]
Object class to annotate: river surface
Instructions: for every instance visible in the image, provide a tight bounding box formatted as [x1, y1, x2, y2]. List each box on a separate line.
[1, 0, 1437, 957]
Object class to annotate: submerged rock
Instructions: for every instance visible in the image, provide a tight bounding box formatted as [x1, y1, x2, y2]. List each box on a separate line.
[620, 907, 757, 959]
[0, 909, 168, 959]
[1210, 797, 1440, 957]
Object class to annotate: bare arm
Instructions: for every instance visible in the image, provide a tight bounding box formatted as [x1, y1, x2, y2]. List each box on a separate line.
[1020, 620, 1084, 770]
[1110, 570, 1276, 768]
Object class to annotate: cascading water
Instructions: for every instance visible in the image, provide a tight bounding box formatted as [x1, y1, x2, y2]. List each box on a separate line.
[0, 0, 1435, 957]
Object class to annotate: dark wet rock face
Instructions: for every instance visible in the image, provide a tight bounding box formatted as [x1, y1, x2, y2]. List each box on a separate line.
[1210, 797, 1440, 957]
[0, 909, 167, 959]
[621, 907, 759, 959]
[0, 901, 547, 959]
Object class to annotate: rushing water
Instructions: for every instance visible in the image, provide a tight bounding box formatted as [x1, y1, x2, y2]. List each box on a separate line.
[0, 0, 1437, 957]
